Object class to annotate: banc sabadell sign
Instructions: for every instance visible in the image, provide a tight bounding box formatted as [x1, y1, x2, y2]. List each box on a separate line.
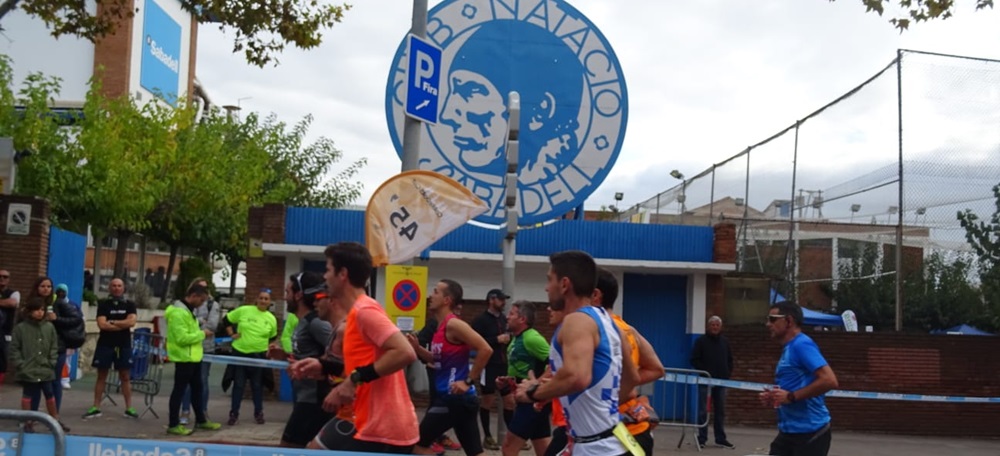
[385, 0, 628, 226]
[140, 0, 182, 105]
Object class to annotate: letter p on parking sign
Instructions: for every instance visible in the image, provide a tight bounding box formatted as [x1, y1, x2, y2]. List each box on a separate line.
[405, 34, 442, 124]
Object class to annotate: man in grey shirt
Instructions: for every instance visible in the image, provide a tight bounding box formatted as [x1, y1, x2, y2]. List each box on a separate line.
[280, 271, 334, 448]
[180, 278, 221, 424]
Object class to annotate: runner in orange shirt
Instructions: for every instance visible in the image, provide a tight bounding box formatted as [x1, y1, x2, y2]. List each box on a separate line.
[299, 242, 419, 453]
[593, 268, 665, 455]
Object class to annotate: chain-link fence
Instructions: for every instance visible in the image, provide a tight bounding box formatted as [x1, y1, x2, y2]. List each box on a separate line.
[620, 50, 1000, 324]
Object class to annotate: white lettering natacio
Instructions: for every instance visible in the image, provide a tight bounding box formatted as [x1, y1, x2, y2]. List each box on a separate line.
[89, 442, 196, 456]
[148, 37, 180, 73]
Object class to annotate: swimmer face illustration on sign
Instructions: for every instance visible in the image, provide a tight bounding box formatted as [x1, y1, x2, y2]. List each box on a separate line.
[386, 0, 628, 226]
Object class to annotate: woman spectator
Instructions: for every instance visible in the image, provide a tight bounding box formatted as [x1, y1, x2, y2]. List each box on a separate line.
[224, 289, 278, 425]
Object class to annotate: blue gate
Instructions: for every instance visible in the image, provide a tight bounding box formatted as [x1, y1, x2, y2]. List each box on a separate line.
[47, 226, 87, 381]
[622, 273, 691, 420]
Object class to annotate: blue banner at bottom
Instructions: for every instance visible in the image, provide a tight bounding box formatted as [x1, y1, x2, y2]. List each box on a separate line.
[0, 432, 390, 456]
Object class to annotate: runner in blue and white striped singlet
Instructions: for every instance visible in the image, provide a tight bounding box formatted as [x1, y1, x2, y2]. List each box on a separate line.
[549, 305, 627, 456]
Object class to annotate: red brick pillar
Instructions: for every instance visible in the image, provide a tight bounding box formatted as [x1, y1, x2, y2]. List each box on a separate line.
[708, 223, 737, 320]
[245, 204, 287, 305]
[0, 195, 52, 384]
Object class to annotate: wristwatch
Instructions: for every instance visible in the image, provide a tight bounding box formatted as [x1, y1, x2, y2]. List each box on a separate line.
[787, 391, 797, 403]
[526, 383, 540, 402]
[464, 377, 475, 386]
[349, 369, 362, 385]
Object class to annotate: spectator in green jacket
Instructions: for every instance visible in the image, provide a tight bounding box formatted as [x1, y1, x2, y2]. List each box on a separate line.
[165, 284, 222, 435]
[11, 297, 61, 433]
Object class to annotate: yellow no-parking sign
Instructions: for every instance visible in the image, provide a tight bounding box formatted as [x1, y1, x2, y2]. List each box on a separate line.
[384, 265, 428, 332]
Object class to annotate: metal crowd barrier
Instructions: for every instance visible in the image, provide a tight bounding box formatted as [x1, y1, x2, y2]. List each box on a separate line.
[657, 367, 712, 452]
[0, 409, 66, 456]
[104, 328, 164, 418]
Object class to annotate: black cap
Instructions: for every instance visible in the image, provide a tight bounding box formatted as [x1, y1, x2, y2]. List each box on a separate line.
[486, 288, 510, 300]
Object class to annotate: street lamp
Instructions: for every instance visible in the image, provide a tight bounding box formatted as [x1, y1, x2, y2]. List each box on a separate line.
[613, 192, 624, 221]
[670, 169, 687, 224]
[850, 204, 861, 223]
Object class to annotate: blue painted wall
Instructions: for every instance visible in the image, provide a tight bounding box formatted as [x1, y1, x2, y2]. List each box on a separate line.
[47, 226, 86, 381]
[285, 208, 714, 263]
[622, 273, 691, 420]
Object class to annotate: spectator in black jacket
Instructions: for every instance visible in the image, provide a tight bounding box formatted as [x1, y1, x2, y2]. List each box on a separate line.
[691, 315, 735, 449]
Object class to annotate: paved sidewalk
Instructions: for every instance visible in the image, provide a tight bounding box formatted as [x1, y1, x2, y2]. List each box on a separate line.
[0, 363, 996, 455]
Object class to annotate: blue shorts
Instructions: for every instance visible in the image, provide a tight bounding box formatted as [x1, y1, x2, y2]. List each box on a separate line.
[508, 401, 551, 441]
[91, 344, 132, 370]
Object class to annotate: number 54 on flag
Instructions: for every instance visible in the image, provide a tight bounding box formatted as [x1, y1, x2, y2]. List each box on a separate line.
[366, 170, 490, 266]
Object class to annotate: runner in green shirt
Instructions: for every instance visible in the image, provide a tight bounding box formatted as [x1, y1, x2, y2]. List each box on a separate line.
[503, 301, 552, 454]
[224, 289, 278, 425]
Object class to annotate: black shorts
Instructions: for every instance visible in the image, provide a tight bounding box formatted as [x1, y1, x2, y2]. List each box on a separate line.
[417, 395, 483, 455]
[91, 344, 132, 370]
[314, 417, 357, 450]
[507, 401, 552, 441]
[769, 425, 832, 456]
[544, 426, 568, 456]
[634, 428, 654, 455]
[282, 402, 335, 446]
[479, 363, 506, 395]
[0, 336, 8, 373]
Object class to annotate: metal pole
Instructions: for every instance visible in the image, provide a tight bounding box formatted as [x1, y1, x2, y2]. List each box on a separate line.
[787, 121, 800, 303]
[709, 166, 716, 226]
[500, 91, 520, 442]
[740, 149, 751, 270]
[0, 409, 66, 456]
[402, 0, 428, 172]
[895, 49, 904, 332]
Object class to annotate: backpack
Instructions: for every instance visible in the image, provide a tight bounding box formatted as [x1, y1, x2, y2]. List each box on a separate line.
[59, 302, 86, 349]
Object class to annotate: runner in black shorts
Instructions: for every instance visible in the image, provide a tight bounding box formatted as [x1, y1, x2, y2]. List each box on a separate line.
[410, 279, 494, 456]
[471, 288, 510, 450]
[85, 278, 139, 419]
[502, 301, 552, 454]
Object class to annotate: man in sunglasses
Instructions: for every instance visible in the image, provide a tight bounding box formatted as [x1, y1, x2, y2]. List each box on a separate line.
[761, 301, 839, 456]
[0, 269, 19, 388]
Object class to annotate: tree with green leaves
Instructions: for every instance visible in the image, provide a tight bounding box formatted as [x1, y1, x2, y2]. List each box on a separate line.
[958, 183, 1000, 330]
[212, 113, 365, 296]
[844, 0, 993, 30]
[0, 0, 350, 67]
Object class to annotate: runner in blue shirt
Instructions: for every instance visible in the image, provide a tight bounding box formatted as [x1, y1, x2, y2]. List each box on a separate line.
[760, 301, 839, 456]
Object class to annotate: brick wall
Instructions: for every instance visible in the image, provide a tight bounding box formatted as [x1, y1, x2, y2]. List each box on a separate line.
[245, 204, 287, 307]
[0, 196, 52, 384]
[92, 0, 135, 98]
[723, 327, 1000, 437]
[0, 196, 52, 294]
[709, 223, 736, 318]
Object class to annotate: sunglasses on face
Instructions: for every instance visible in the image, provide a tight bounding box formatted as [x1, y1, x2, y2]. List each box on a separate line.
[0, 275, 9, 279]
[261, 288, 272, 294]
[767, 314, 787, 323]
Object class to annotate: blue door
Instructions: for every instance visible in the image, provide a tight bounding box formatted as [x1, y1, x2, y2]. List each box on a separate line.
[622, 273, 689, 420]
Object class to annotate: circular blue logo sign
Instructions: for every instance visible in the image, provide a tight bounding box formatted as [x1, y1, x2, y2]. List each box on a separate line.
[385, 0, 628, 226]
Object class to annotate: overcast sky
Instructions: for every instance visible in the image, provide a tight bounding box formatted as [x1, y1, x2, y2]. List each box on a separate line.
[194, 0, 1000, 220]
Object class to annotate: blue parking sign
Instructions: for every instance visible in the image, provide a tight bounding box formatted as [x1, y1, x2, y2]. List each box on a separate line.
[405, 34, 442, 124]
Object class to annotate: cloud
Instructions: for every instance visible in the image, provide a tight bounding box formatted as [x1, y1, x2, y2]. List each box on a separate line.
[194, 0, 1000, 225]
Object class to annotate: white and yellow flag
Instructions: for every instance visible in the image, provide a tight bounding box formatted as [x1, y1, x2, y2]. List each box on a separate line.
[366, 170, 489, 266]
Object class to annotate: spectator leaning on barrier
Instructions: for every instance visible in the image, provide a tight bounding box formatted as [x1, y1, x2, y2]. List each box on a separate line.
[85, 278, 139, 420]
[224, 288, 278, 426]
[691, 315, 735, 449]
[165, 284, 222, 435]
[179, 277, 220, 425]
[760, 301, 839, 456]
